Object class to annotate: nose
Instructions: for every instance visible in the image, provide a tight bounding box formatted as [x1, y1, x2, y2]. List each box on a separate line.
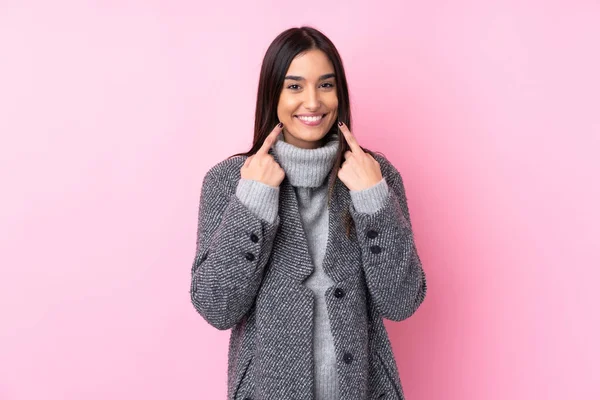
[303, 86, 322, 111]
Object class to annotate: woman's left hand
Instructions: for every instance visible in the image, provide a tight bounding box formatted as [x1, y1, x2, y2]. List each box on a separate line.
[337, 122, 383, 191]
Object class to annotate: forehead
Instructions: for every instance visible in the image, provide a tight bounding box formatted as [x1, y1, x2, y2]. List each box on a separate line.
[285, 49, 334, 77]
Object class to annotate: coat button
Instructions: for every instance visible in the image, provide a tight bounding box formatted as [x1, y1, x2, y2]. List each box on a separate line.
[370, 245, 382, 254]
[334, 288, 345, 298]
[366, 229, 378, 239]
[250, 233, 259, 243]
[245, 252, 255, 261]
[343, 352, 353, 364]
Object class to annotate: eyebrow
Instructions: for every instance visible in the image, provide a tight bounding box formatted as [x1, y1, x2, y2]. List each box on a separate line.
[284, 73, 336, 81]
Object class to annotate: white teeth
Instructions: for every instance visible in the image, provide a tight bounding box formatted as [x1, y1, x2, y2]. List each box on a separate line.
[297, 115, 323, 122]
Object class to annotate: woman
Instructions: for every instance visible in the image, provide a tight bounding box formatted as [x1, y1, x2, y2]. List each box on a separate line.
[190, 26, 427, 400]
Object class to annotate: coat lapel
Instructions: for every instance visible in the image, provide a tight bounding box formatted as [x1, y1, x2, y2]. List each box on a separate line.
[321, 173, 362, 283]
[270, 177, 315, 281]
[269, 146, 362, 283]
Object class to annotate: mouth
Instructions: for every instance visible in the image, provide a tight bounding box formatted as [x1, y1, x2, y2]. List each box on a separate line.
[294, 113, 327, 127]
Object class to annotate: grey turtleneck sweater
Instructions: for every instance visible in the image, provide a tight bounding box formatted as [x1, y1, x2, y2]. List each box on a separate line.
[235, 132, 389, 400]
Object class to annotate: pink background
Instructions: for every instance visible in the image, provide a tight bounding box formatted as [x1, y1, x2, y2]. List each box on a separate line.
[1, 1, 599, 399]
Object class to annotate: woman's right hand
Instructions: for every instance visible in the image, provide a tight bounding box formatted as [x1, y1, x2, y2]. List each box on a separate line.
[240, 123, 286, 187]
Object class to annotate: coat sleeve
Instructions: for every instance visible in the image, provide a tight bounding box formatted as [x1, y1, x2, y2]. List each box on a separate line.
[190, 168, 280, 330]
[348, 156, 427, 321]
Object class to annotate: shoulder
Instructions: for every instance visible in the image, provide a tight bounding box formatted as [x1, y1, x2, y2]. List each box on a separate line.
[369, 151, 403, 184]
[202, 155, 248, 193]
[368, 151, 411, 213]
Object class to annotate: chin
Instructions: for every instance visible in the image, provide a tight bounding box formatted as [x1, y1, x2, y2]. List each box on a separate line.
[288, 129, 332, 145]
[291, 122, 335, 141]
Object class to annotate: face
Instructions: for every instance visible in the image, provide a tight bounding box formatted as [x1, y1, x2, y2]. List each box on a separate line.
[277, 49, 339, 149]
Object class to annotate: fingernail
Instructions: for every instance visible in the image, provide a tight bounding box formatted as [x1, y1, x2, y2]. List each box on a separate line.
[338, 121, 343, 126]
[278, 122, 283, 128]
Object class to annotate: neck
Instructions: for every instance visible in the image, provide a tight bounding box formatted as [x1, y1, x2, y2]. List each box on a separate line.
[272, 132, 339, 188]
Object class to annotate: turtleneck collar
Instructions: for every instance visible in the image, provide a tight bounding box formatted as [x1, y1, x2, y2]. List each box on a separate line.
[271, 132, 339, 188]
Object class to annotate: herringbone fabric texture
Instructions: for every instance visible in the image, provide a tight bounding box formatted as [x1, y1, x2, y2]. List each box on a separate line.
[190, 151, 427, 400]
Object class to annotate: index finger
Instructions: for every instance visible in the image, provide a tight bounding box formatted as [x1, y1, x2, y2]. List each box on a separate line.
[338, 122, 364, 154]
[257, 123, 283, 156]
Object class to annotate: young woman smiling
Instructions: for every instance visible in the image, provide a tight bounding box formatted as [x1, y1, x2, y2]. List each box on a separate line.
[191, 26, 427, 400]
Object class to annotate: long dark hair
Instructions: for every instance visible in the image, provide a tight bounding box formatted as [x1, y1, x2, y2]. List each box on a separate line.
[229, 26, 384, 238]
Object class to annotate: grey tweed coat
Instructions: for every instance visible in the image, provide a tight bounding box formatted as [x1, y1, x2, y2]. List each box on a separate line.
[190, 149, 427, 400]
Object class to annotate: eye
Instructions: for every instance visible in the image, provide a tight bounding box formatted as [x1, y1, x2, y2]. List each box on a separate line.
[286, 82, 335, 91]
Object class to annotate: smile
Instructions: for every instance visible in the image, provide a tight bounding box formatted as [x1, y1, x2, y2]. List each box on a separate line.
[295, 113, 327, 126]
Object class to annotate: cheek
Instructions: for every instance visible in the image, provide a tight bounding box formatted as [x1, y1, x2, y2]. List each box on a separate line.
[277, 96, 298, 116]
[320, 93, 338, 113]
[328, 95, 339, 109]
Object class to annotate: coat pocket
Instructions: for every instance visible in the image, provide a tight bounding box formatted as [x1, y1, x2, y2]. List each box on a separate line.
[374, 350, 405, 400]
[233, 355, 254, 400]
